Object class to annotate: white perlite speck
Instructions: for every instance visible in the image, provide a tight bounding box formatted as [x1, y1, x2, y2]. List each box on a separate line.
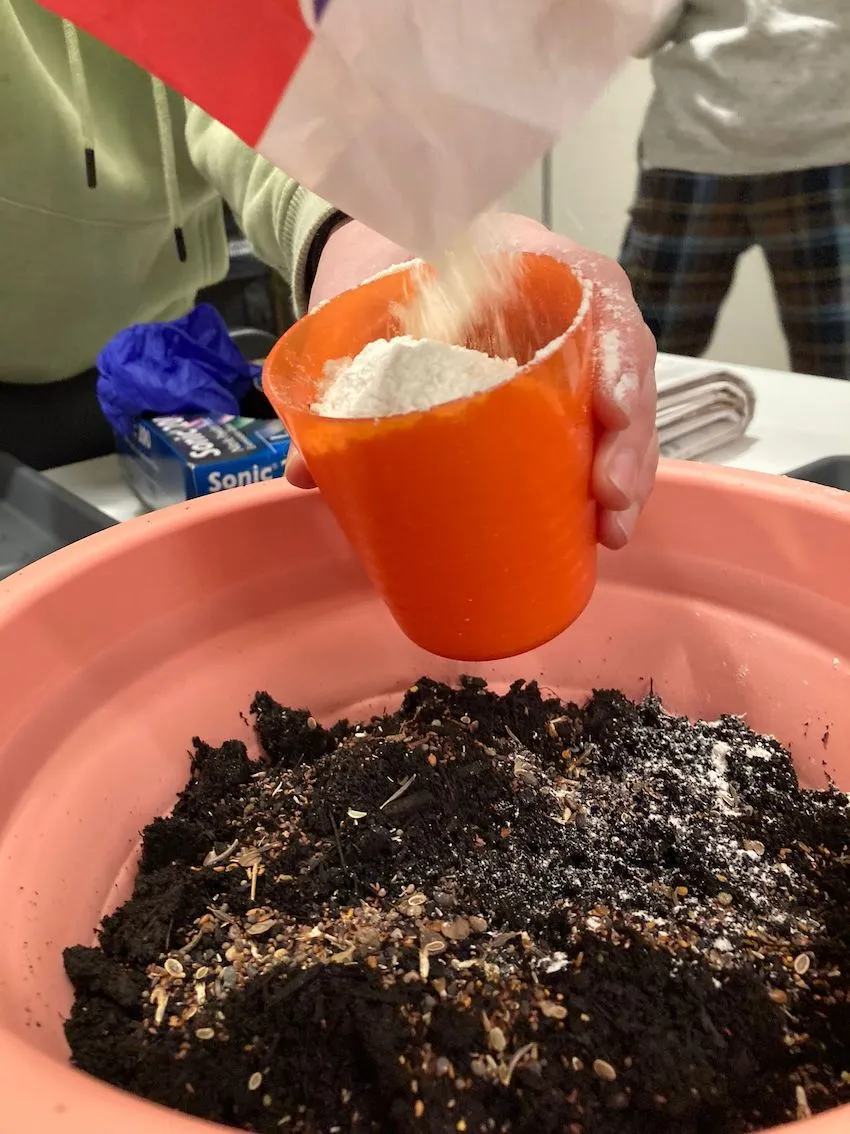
[314, 335, 517, 420]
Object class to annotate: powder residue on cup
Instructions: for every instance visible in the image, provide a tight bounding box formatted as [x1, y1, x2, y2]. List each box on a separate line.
[314, 335, 517, 419]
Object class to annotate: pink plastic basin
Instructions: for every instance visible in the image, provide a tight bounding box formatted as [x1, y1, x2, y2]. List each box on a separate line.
[0, 461, 847, 1134]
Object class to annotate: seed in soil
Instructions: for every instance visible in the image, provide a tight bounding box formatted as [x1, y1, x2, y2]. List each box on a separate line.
[793, 953, 811, 976]
[62, 678, 850, 1134]
[593, 1059, 617, 1082]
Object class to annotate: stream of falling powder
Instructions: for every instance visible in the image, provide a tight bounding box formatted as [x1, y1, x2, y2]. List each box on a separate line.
[396, 226, 523, 358]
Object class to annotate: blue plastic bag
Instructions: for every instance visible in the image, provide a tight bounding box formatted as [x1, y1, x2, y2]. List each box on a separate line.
[97, 304, 261, 435]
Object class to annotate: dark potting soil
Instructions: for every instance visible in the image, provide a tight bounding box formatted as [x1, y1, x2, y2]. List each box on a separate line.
[64, 679, 850, 1134]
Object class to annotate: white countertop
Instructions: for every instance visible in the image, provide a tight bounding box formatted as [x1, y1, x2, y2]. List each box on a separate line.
[657, 355, 850, 475]
[44, 354, 850, 523]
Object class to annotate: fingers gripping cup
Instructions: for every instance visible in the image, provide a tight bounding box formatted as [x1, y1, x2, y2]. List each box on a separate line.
[263, 252, 595, 661]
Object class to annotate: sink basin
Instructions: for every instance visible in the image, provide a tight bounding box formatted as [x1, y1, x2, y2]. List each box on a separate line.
[788, 456, 850, 491]
[0, 461, 847, 1134]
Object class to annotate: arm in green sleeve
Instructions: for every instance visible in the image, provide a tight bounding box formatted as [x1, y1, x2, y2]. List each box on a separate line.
[184, 102, 343, 316]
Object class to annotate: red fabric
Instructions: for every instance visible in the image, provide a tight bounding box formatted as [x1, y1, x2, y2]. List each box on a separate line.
[36, 0, 312, 144]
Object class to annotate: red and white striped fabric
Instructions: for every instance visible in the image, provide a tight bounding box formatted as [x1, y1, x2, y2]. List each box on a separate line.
[37, 0, 674, 255]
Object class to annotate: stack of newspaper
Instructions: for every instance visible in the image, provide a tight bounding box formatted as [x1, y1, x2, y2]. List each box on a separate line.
[657, 367, 755, 460]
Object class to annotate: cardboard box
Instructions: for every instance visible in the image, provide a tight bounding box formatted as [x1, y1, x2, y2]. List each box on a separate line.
[115, 413, 291, 510]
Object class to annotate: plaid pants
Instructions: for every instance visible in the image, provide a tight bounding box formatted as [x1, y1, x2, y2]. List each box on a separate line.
[620, 164, 850, 380]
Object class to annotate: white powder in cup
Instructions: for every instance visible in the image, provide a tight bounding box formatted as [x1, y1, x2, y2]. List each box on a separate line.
[312, 228, 543, 420]
[314, 335, 517, 419]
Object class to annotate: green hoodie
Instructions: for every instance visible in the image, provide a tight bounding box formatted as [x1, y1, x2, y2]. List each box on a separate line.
[1, 0, 339, 384]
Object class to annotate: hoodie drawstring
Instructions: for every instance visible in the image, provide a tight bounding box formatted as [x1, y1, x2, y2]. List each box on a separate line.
[62, 19, 96, 188]
[61, 21, 187, 262]
[151, 78, 188, 262]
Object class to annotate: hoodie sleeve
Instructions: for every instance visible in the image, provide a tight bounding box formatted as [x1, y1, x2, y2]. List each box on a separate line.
[634, 2, 686, 58]
[184, 102, 344, 316]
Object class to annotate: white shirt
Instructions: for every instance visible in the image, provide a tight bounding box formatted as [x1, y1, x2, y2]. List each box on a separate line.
[641, 1, 850, 175]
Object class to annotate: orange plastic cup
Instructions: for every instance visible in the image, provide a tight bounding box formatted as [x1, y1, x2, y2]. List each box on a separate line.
[263, 252, 596, 661]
